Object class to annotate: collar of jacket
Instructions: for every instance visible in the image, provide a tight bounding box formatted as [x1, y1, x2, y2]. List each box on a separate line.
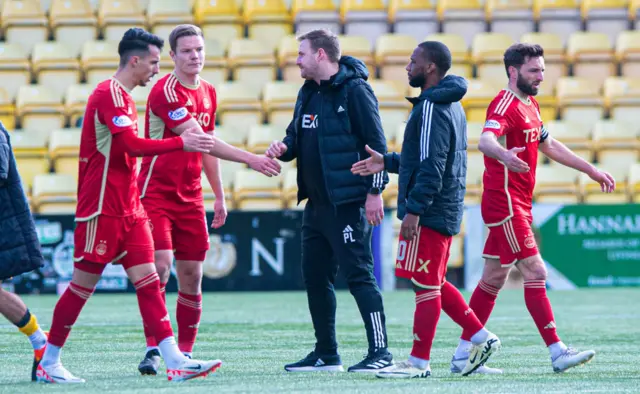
[301, 55, 369, 92]
[405, 74, 469, 105]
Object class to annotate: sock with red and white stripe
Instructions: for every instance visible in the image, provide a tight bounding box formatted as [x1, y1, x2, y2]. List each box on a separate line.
[410, 289, 441, 363]
[42, 283, 95, 367]
[524, 279, 561, 346]
[143, 282, 166, 351]
[176, 291, 202, 355]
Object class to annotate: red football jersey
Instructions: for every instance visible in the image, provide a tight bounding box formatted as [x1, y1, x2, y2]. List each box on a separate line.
[137, 72, 217, 203]
[75, 78, 144, 221]
[480, 89, 549, 225]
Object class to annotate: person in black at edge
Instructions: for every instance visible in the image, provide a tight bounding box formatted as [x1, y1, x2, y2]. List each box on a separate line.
[266, 29, 394, 373]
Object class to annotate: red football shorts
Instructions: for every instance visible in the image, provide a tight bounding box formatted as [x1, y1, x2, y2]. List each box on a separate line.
[143, 197, 209, 261]
[482, 215, 540, 267]
[395, 225, 452, 289]
[73, 214, 154, 273]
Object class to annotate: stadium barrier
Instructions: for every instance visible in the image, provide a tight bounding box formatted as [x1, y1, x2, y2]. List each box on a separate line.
[464, 203, 640, 290]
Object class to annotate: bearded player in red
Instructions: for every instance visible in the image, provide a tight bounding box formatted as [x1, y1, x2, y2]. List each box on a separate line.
[136, 24, 281, 375]
[451, 43, 616, 374]
[36, 28, 222, 383]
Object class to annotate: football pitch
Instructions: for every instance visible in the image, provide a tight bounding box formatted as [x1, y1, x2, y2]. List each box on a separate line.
[1, 289, 639, 393]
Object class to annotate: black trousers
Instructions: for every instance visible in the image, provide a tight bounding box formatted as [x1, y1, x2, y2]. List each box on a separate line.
[301, 200, 388, 355]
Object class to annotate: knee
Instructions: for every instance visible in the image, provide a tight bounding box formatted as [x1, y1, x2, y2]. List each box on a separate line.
[520, 257, 547, 282]
[176, 263, 202, 293]
[155, 260, 172, 284]
[482, 267, 509, 290]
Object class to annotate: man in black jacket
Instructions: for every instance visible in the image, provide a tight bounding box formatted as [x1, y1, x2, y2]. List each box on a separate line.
[351, 41, 501, 378]
[266, 29, 393, 373]
[0, 122, 48, 381]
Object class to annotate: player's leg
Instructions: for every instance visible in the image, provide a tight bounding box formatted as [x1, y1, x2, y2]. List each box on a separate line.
[172, 207, 209, 358]
[326, 203, 392, 373]
[0, 284, 48, 380]
[37, 263, 104, 383]
[123, 216, 221, 381]
[285, 201, 342, 372]
[516, 254, 596, 372]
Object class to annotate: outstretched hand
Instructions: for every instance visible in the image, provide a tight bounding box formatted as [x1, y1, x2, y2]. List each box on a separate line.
[351, 145, 384, 176]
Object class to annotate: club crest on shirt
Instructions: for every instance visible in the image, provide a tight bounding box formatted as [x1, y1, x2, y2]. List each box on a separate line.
[203, 97, 211, 109]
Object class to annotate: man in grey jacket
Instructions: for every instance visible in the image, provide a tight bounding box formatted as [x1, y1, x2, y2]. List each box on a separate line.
[0, 122, 48, 381]
[351, 41, 500, 378]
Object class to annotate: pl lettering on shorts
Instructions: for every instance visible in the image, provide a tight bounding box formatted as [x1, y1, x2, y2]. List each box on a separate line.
[302, 114, 319, 129]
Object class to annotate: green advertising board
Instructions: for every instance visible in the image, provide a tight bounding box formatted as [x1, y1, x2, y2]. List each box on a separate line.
[536, 204, 640, 288]
[463, 204, 640, 289]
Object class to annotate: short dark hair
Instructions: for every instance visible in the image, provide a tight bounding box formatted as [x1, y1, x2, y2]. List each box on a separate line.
[169, 24, 204, 53]
[118, 28, 164, 67]
[503, 43, 544, 77]
[418, 41, 452, 77]
[297, 29, 341, 63]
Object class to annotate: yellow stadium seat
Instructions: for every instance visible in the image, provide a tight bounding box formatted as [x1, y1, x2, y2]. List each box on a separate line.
[388, 0, 437, 43]
[437, 0, 485, 47]
[580, 162, 629, 201]
[339, 35, 376, 77]
[485, 0, 534, 43]
[466, 150, 485, 199]
[262, 81, 299, 126]
[375, 34, 417, 85]
[195, 0, 243, 49]
[555, 77, 605, 127]
[32, 173, 77, 214]
[216, 82, 263, 130]
[520, 33, 567, 88]
[628, 163, 640, 201]
[98, 0, 146, 43]
[472, 33, 514, 84]
[0, 89, 16, 130]
[49, 0, 98, 57]
[81, 40, 120, 87]
[340, 0, 388, 50]
[146, 0, 195, 40]
[462, 79, 502, 122]
[466, 121, 483, 151]
[10, 129, 50, 192]
[243, 0, 292, 52]
[227, 39, 277, 91]
[277, 35, 303, 83]
[369, 80, 411, 118]
[49, 128, 81, 178]
[65, 84, 93, 126]
[246, 124, 282, 154]
[130, 84, 151, 113]
[534, 0, 581, 45]
[1, 0, 48, 54]
[32, 42, 81, 101]
[544, 120, 593, 163]
[616, 31, 640, 78]
[593, 120, 639, 167]
[0, 43, 30, 102]
[233, 168, 283, 210]
[214, 125, 247, 149]
[582, 0, 629, 46]
[567, 32, 615, 87]
[291, 0, 340, 34]
[424, 33, 471, 78]
[604, 76, 640, 123]
[283, 168, 298, 205]
[534, 164, 579, 202]
[16, 85, 65, 130]
[217, 160, 248, 205]
[388, 122, 405, 153]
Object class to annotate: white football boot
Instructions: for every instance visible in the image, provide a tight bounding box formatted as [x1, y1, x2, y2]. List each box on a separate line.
[451, 356, 503, 374]
[167, 358, 222, 382]
[461, 332, 501, 376]
[552, 348, 595, 373]
[36, 363, 85, 384]
[376, 361, 431, 379]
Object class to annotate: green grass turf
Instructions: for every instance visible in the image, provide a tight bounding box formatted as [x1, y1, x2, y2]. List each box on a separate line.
[0, 289, 639, 393]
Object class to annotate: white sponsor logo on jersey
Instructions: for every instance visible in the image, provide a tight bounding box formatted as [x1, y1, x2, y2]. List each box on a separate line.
[169, 107, 188, 121]
[112, 115, 133, 127]
[484, 119, 501, 129]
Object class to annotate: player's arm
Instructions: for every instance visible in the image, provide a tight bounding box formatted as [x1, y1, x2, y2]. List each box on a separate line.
[539, 132, 616, 192]
[404, 105, 449, 216]
[383, 152, 400, 174]
[478, 115, 530, 173]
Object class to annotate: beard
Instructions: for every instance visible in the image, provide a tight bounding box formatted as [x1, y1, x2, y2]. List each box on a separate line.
[517, 73, 539, 96]
[409, 74, 426, 88]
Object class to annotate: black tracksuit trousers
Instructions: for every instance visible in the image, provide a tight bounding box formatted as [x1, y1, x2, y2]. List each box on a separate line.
[301, 199, 388, 355]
